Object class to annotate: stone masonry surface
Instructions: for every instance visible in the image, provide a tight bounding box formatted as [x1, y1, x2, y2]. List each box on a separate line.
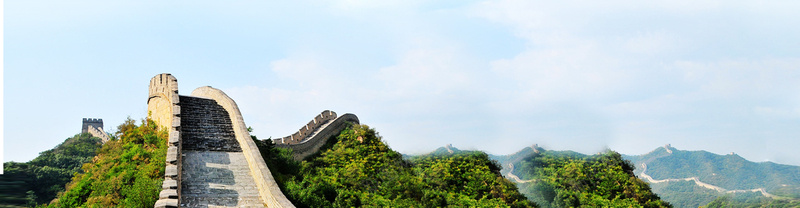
[150, 73, 182, 208]
[191, 86, 295, 207]
[180, 95, 262, 207]
[276, 113, 360, 161]
[181, 151, 264, 208]
[180, 96, 242, 152]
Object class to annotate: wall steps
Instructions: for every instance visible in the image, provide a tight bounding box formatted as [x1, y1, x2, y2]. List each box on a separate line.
[178, 95, 265, 207]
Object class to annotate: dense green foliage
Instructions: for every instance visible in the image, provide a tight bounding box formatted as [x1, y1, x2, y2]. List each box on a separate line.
[46, 118, 167, 208]
[1, 133, 103, 207]
[514, 149, 671, 208]
[624, 146, 800, 207]
[647, 180, 719, 208]
[257, 124, 534, 207]
[704, 193, 800, 208]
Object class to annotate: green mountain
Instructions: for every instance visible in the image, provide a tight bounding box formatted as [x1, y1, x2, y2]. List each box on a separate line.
[493, 146, 670, 207]
[622, 145, 800, 208]
[1, 132, 103, 207]
[45, 118, 167, 207]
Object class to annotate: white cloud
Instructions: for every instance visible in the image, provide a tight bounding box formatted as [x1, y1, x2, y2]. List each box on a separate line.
[377, 47, 473, 98]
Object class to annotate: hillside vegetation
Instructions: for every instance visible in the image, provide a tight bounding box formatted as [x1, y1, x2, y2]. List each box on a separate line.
[704, 193, 800, 208]
[510, 148, 670, 208]
[256, 124, 534, 207]
[1, 133, 103, 207]
[45, 118, 168, 208]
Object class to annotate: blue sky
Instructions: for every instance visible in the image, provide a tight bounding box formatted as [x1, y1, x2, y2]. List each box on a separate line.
[4, 1, 800, 166]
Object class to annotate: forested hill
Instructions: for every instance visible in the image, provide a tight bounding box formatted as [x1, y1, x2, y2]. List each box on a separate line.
[622, 145, 800, 208]
[40, 119, 167, 207]
[496, 146, 670, 207]
[414, 144, 670, 207]
[0, 133, 103, 207]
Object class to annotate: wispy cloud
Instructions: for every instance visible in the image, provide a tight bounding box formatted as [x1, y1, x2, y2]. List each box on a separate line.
[6, 0, 800, 166]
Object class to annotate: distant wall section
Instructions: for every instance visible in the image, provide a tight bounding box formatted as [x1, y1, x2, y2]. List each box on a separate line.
[81, 118, 104, 133]
[275, 112, 359, 161]
[82, 118, 110, 142]
[275, 110, 337, 144]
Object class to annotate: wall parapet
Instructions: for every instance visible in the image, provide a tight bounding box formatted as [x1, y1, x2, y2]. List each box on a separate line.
[274, 110, 337, 145]
[190, 86, 295, 208]
[81, 118, 109, 143]
[275, 112, 359, 161]
[86, 126, 111, 143]
[150, 73, 181, 208]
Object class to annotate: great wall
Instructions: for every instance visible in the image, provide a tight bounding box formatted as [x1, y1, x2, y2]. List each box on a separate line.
[81, 118, 110, 142]
[635, 145, 778, 199]
[148, 73, 358, 208]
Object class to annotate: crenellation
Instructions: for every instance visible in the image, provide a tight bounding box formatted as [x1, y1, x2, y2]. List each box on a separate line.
[81, 118, 104, 133]
[82, 118, 109, 142]
[149, 73, 183, 208]
[276, 113, 359, 161]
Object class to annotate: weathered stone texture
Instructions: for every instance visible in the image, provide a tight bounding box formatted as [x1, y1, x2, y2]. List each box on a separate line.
[181, 151, 265, 208]
[148, 73, 179, 130]
[150, 73, 183, 207]
[149, 74, 301, 207]
[191, 86, 295, 208]
[180, 96, 242, 152]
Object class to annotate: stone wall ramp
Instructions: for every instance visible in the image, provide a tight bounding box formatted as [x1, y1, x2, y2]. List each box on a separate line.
[181, 151, 264, 207]
[149, 74, 295, 207]
[190, 87, 295, 208]
[179, 95, 266, 207]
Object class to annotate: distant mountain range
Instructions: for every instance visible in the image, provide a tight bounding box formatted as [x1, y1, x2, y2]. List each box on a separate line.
[622, 144, 800, 207]
[418, 144, 671, 207]
[416, 144, 800, 208]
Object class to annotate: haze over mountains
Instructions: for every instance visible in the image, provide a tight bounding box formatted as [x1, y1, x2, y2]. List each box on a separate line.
[478, 143, 800, 208]
[623, 145, 800, 207]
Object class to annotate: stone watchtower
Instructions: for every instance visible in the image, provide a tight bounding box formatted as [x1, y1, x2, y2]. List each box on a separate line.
[82, 118, 110, 142]
[82, 118, 104, 133]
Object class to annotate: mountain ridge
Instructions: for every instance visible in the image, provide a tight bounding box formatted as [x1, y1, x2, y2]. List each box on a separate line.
[622, 144, 800, 207]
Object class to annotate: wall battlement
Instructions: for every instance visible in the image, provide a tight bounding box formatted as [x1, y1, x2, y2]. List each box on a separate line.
[81, 118, 104, 133]
[274, 110, 338, 145]
[149, 73, 183, 208]
[148, 73, 180, 130]
[275, 112, 359, 161]
[81, 118, 109, 142]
